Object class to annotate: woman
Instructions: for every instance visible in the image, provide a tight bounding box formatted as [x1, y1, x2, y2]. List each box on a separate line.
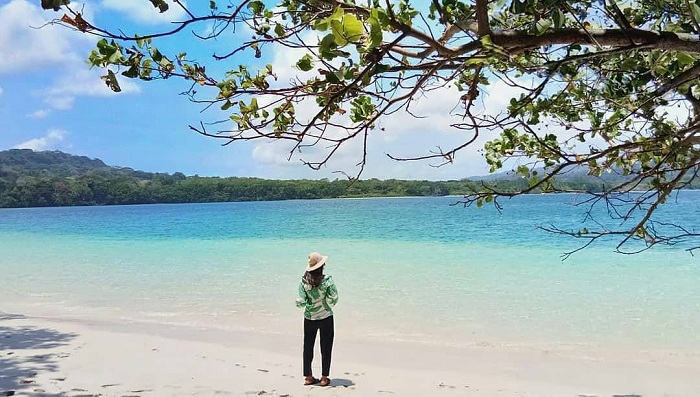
[295, 251, 339, 387]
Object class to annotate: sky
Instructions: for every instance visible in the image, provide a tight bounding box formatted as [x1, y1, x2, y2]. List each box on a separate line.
[0, 0, 515, 180]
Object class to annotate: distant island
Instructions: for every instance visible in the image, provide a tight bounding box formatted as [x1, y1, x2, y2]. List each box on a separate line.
[0, 149, 696, 208]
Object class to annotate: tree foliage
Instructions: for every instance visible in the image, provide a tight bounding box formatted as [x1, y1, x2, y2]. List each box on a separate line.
[40, 0, 700, 254]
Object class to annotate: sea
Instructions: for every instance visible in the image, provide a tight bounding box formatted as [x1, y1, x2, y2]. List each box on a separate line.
[1, 192, 698, 351]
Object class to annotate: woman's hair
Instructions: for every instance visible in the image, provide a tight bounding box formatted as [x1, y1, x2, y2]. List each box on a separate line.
[304, 265, 325, 288]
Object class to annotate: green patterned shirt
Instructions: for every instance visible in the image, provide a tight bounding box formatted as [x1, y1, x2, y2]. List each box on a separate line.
[295, 275, 339, 320]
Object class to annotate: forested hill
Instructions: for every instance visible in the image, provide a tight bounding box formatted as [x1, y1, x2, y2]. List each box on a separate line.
[2, 149, 106, 175]
[0, 149, 485, 208]
[0, 149, 150, 179]
[0, 149, 696, 209]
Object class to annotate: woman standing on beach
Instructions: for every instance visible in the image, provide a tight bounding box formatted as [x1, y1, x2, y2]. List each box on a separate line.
[295, 252, 339, 387]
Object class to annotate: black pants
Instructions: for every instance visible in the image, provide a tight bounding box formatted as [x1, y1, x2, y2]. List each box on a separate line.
[303, 315, 334, 377]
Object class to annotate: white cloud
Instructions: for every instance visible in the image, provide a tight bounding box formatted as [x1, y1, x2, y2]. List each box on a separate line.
[0, 85, 3, 96]
[0, 1, 140, 111]
[28, 109, 51, 119]
[0, 0, 94, 74]
[41, 68, 141, 110]
[101, 0, 187, 25]
[252, 142, 296, 166]
[14, 128, 68, 151]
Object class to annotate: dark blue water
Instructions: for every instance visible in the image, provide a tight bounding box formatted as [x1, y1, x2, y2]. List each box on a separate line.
[1, 192, 697, 251]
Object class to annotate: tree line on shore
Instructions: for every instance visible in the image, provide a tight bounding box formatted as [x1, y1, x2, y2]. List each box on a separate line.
[0, 149, 696, 208]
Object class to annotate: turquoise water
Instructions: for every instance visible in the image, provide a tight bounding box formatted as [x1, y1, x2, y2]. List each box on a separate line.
[0, 193, 698, 350]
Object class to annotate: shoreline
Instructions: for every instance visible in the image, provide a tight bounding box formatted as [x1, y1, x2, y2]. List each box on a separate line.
[2, 189, 700, 210]
[2, 310, 700, 396]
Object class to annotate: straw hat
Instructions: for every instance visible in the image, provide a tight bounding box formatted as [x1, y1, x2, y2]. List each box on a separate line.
[306, 252, 328, 272]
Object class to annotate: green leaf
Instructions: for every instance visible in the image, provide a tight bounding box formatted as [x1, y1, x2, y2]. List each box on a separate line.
[108, 49, 123, 64]
[96, 38, 108, 50]
[274, 23, 285, 37]
[535, 19, 553, 34]
[342, 14, 364, 42]
[148, 0, 168, 13]
[509, 0, 527, 14]
[350, 95, 374, 122]
[101, 70, 122, 92]
[330, 20, 348, 47]
[692, 3, 700, 27]
[677, 51, 696, 67]
[373, 7, 390, 27]
[319, 33, 348, 60]
[122, 65, 139, 78]
[331, 13, 364, 47]
[41, 0, 68, 11]
[329, 6, 344, 21]
[314, 18, 329, 31]
[516, 165, 530, 177]
[152, 48, 163, 62]
[552, 8, 565, 29]
[296, 54, 314, 71]
[372, 64, 391, 75]
[209, 1, 217, 10]
[366, 16, 382, 50]
[247, 0, 264, 15]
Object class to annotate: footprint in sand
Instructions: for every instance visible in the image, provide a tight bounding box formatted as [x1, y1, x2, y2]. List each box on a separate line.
[244, 390, 271, 395]
[612, 395, 642, 397]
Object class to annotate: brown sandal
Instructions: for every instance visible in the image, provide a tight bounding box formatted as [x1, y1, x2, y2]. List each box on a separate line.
[304, 376, 320, 386]
[319, 377, 330, 387]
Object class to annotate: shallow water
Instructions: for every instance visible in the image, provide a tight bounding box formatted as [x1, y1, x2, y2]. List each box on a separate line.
[1, 193, 698, 350]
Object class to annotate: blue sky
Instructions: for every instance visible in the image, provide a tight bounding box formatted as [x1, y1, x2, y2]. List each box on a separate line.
[0, 0, 508, 180]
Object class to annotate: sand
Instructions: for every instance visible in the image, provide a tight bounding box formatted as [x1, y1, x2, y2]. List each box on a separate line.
[1, 311, 699, 397]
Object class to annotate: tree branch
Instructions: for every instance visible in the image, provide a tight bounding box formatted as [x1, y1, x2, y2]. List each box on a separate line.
[475, 0, 491, 36]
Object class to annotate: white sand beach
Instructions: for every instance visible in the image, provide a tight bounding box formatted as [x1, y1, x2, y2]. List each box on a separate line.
[2, 311, 699, 397]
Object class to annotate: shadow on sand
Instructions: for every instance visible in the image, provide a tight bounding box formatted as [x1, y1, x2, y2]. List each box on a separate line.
[0, 313, 78, 395]
[329, 378, 355, 388]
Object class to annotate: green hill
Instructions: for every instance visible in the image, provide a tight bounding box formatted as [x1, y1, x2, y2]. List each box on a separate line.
[0, 150, 478, 208]
[0, 149, 155, 181]
[1, 149, 106, 179]
[1, 149, 696, 209]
